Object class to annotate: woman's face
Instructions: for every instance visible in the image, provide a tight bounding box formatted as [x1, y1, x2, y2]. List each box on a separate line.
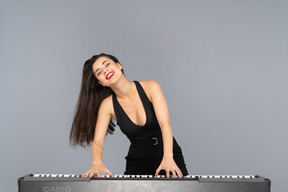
[92, 56, 123, 86]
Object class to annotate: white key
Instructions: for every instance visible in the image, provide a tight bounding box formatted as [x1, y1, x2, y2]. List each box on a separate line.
[188, 175, 197, 179]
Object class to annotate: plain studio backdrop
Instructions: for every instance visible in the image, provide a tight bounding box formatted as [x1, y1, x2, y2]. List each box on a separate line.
[0, 0, 287, 191]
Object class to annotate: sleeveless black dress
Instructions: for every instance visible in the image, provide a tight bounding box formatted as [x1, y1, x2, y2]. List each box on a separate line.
[112, 81, 188, 175]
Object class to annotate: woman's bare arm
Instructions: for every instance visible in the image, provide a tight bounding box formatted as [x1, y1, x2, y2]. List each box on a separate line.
[142, 80, 183, 178]
[82, 96, 114, 177]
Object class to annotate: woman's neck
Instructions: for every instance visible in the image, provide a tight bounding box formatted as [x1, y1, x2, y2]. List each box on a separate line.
[110, 77, 135, 100]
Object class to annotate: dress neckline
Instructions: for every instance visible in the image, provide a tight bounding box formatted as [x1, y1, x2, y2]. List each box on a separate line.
[114, 81, 148, 127]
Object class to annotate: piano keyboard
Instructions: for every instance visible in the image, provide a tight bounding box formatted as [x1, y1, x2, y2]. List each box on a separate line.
[18, 174, 270, 192]
[28, 173, 258, 179]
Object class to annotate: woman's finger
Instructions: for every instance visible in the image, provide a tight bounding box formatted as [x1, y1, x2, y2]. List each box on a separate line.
[83, 172, 90, 177]
[155, 167, 161, 176]
[172, 170, 177, 178]
[105, 169, 113, 177]
[166, 169, 170, 178]
[177, 169, 183, 178]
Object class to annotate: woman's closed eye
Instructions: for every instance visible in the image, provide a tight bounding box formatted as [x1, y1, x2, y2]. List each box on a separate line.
[96, 63, 110, 76]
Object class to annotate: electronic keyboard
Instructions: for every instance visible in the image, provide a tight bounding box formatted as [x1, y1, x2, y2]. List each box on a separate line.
[18, 174, 270, 192]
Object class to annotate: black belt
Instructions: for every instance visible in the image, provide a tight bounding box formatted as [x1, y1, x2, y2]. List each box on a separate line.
[129, 136, 163, 146]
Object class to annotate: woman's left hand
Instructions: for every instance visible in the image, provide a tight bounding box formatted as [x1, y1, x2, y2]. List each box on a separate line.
[155, 157, 183, 178]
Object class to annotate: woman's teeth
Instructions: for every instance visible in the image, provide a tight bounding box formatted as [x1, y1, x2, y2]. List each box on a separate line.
[106, 72, 114, 80]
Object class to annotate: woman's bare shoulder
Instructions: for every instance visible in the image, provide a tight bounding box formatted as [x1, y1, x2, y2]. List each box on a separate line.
[139, 80, 162, 101]
[99, 95, 114, 115]
[139, 80, 160, 88]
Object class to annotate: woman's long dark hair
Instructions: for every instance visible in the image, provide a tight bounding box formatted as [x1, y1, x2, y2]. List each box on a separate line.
[69, 53, 123, 147]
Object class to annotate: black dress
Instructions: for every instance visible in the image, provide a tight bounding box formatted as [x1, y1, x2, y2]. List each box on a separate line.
[112, 81, 188, 175]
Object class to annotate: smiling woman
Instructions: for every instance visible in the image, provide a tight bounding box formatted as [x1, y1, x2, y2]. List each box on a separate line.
[69, 53, 188, 178]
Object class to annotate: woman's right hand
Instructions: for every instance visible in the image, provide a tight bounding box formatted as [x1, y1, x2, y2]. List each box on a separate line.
[81, 161, 113, 177]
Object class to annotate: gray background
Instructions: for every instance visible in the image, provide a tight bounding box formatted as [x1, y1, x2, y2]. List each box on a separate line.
[0, 0, 287, 191]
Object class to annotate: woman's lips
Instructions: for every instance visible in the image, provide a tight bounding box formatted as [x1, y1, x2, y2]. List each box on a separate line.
[106, 71, 114, 80]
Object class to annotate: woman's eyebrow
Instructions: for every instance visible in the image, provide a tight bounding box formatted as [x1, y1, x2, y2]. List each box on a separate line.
[94, 60, 109, 75]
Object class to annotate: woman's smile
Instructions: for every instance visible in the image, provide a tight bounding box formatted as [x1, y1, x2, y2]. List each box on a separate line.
[106, 71, 114, 80]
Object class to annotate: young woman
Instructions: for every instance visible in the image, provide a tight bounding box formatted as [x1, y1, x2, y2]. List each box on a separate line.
[70, 53, 188, 178]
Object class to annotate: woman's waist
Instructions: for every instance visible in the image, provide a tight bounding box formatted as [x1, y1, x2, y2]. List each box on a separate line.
[129, 135, 163, 147]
